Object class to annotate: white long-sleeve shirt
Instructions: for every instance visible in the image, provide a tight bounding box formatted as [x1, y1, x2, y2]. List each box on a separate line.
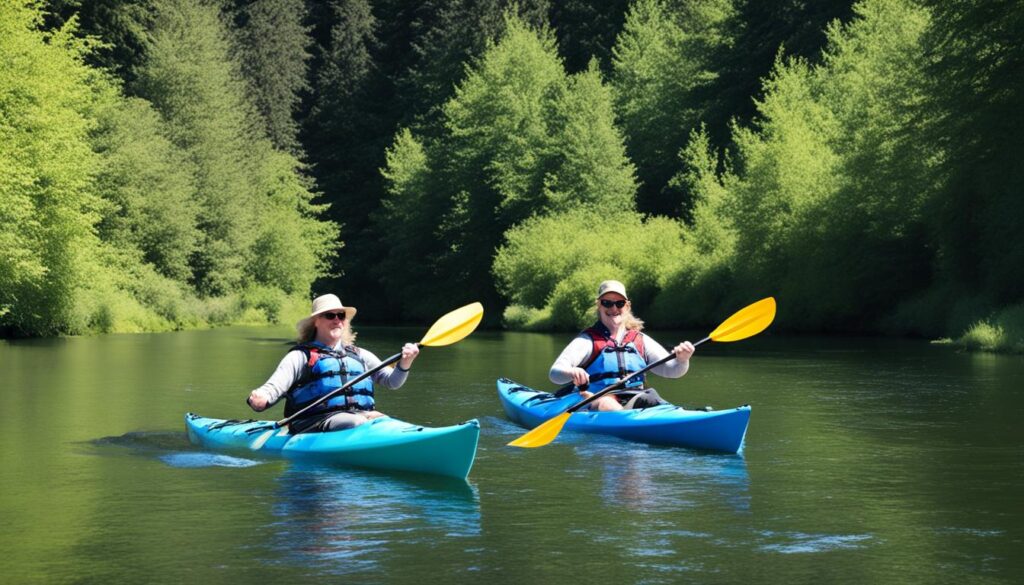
[549, 329, 689, 385]
[252, 344, 409, 406]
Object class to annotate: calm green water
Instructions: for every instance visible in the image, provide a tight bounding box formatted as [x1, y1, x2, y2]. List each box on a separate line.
[1, 326, 1022, 584]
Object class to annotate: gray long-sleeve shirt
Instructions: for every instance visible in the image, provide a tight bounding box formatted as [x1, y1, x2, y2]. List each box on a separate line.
[251, 345, 409, 407]
[549, 330, 689, 385]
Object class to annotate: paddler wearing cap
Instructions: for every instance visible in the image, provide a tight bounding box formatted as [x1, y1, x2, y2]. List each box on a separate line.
[548, 280, 696, 411]
[246, 294, 420, 432]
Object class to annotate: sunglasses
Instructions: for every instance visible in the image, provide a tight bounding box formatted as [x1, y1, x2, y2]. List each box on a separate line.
[599, 299, 627, 309]
[320, 312, 346, 321]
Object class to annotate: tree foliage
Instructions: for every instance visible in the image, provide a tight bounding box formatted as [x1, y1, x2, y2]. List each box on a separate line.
[919, 0, 1024, 304]
[378, 13, 637, 321]
[230, 0, 311, 153]
[658, 0, 935, 331]
[5, 0, 1022, 347]
[610, 0, 736, 218]
[2, 0, 335, 336]
[494, 208, 684, 329]
[1, 3, 103, 334]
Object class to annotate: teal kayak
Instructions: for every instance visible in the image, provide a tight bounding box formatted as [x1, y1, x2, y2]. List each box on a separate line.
[497, 378, 750, 453]
[185, 413, 480, 479]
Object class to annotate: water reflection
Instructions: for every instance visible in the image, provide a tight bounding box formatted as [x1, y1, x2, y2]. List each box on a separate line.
[262, 463, 481, 575]
[572, 438, 752, 514]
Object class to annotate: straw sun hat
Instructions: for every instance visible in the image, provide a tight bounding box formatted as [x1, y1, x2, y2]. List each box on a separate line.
[295, 294, 357, 331]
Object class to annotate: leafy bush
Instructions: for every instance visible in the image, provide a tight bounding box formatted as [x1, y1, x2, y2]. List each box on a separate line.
[956, 305, 1024, 353]
[494, 208, 685, 329]
[502, 304, 552, 330]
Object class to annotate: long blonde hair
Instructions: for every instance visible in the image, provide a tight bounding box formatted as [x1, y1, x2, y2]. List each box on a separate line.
[296, 317, 357, 346]
[595, 301, 645, 332]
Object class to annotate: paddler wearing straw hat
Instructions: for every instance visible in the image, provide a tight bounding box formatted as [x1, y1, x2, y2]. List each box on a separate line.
[246, 294, 420, 433]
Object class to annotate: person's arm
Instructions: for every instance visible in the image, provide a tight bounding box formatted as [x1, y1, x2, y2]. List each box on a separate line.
[247, 351, 305, 411]
[643, 335, 693, 378]
[362, 343, 418, 390]
[549, 336, 593, 386]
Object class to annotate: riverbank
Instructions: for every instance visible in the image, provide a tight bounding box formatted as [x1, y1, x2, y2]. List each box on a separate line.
[0, 288, 310, 339]
[504, 303, 1024, 355]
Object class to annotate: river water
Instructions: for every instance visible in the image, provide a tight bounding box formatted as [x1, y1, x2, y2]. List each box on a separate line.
[1, 326, 1021, 584]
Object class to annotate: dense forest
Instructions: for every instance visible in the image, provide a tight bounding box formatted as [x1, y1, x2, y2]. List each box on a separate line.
[1, 0, 1021, 351]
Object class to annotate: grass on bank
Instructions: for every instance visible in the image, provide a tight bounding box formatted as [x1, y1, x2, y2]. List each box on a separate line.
[954, 305, 1024, 353]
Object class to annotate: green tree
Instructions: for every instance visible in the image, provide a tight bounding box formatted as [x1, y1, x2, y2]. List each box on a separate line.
[661, 0, 933, 331]
[494, 208, 684, 329]
[230, 0, 312, 153]
[91, 95, 200, 283]
[550, 0, 632, 74]
[303, 0, 550, 317]
[920, 0, 1024, 306]
[378, 14, 638, 320]
[703, 0, 855, 144]
[394, 0, 550, 131]
[302, 0, 388, 310]
[0, 3, 105, 335]
[134, 0, 336, 298]
[44, 0, 152, 85]
[610, 0, 736, 218]
[132, 0, 268, 295]
[249, 150, 337, 295]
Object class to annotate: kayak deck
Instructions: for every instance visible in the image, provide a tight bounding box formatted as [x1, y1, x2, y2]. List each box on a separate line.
[497, 378, 750, 453]
[185, 413, 480, 479]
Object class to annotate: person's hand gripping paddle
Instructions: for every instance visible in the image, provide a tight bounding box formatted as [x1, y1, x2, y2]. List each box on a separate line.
[508, 297, 776, 448]
[249, 302, 484, 449]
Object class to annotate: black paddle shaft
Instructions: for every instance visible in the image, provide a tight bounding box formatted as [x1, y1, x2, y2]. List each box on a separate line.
[564, 336, 710, 414]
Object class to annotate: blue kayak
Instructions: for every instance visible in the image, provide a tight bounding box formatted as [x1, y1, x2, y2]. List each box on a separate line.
[185, 413, 480, 479]
[497, 378, 750, 453]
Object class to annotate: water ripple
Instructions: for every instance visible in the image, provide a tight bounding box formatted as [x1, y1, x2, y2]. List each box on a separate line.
[757, 531, 874, 554]
[159, 452, 262, 468]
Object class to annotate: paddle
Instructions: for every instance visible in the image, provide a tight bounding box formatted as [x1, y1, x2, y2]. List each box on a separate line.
[507, 297, 776, 448]
[248, 302, 484, 449]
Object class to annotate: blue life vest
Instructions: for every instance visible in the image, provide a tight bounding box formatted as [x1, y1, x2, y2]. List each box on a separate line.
[284, 342, 376, 417]
[580, 324, 648, 392]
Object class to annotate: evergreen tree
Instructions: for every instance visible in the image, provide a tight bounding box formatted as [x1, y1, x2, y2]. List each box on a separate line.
[610, 0, 735, 218]
[550, 0, 631, 74]
[133, 0, 266, 295]
[43, 0, 152, 85]
[230, 0, 311, 153]
[920, 0, 1024, 305]
[378, 14, 637, 320]
[302, 0, 388, 310]
[667, 0, 933, 331]
[134, 0, 335, 296]
[703, 0, 855, 143]
[394, 0, 550, 131]
[91, 95, 200, 283]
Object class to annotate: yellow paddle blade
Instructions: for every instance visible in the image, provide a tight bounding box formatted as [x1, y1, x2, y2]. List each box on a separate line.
[507, 412, 572, 448]
[418, 302, 484, 347]
[708, 297, 776, 342]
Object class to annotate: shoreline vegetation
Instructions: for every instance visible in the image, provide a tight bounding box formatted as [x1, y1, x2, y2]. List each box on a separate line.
[2, 1, 1021, 354]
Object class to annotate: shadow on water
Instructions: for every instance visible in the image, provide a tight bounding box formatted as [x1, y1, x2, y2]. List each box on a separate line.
[259, 462, 481, 575]
[88, 431, 265, 468]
